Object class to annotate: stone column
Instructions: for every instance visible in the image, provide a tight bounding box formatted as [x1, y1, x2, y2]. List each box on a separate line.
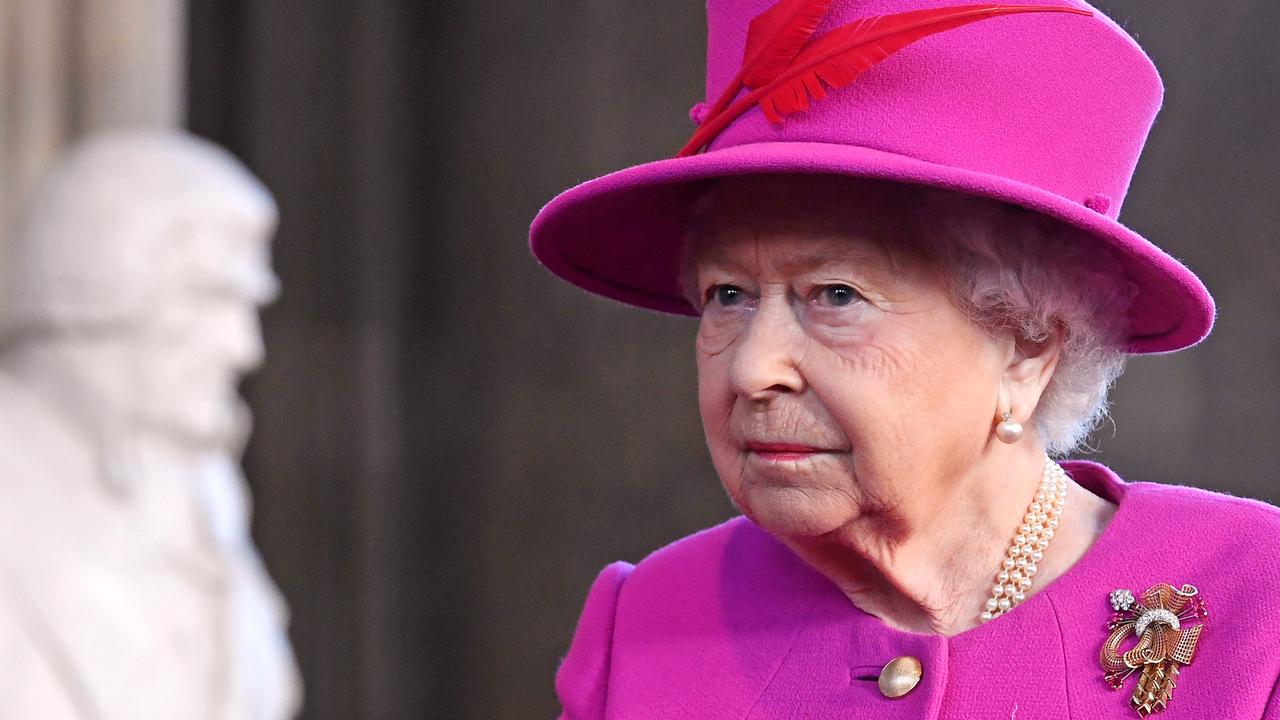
[0, 0, 185, 245]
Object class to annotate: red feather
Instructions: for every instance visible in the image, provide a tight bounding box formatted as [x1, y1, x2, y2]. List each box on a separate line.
[678, 3, 1091, 156]
[742, 0, 836, 88]
[758, 4, 1088, 122]
[699, 0, 835, 128]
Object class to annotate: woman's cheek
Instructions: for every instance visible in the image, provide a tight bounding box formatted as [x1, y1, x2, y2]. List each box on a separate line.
[799, 324, 894, 393]
[696, 322, 735, 413]
[695, 309, 747, 358]
[799, 336, 912, 449]
[696, 338, 736, 457]
[701, 411, 746, 502]
[694, 313, 743, 436]
[695, 365, 749, 510]
[801, 303, 874, 347]
[809, 313, 931, 392]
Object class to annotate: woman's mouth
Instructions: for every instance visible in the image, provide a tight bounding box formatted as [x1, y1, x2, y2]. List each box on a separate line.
[744, 441, 839, 462]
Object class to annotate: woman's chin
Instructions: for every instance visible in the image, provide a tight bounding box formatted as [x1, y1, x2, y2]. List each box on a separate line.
[740, 485, 855, 539]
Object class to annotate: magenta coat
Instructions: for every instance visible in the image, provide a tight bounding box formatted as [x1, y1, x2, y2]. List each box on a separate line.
[556, 461, 1280, 718]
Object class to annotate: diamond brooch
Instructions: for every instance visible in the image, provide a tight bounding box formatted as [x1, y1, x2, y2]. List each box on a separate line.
[1099, 583, 1207, 716]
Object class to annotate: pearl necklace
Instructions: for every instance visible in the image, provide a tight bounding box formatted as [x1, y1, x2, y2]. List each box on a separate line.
[979, 456, 1068, 623]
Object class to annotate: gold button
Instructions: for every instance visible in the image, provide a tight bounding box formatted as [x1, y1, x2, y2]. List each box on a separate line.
[878, 655, 923, 699]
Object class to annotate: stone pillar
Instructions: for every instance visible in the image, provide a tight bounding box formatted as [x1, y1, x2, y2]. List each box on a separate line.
[0, 0, 186, 245]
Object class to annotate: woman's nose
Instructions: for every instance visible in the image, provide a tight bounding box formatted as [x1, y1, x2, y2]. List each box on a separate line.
[727, 300, 807, 401]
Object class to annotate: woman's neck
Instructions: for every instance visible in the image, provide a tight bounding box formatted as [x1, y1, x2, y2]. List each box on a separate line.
[778, 443, 1117, 636]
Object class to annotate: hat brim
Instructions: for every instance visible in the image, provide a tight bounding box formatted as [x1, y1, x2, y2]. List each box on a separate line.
[530, 141, 1214, 354]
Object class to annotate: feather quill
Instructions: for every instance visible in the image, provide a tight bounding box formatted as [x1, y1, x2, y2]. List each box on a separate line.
[701, 0, 835, 126]
[679, 3, 1091, 156]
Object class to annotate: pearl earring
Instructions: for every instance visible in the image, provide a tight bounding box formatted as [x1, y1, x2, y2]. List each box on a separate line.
[996, 411, 1023, 444]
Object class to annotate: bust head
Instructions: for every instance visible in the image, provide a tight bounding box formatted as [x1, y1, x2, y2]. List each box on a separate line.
[1, 130, 279, 448]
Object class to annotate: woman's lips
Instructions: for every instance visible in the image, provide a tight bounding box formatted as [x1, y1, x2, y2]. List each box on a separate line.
[744, 441, 840, 462]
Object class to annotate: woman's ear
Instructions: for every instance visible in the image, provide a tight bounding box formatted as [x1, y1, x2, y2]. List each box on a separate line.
[1000, 324, 1063, 422]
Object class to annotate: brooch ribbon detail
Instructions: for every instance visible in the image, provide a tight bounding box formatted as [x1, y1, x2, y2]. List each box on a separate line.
[1099, 583, 1207, 716]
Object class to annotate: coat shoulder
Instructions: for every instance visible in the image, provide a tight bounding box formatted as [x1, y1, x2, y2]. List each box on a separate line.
[603, 517, 835, 718]
[626, 516, 756, 585]
[621, 515, 827, 611]
[1120, 480, 1280, 661]
[1128, 479, 1280, 574]
[1135, 478, 1280, 521]
[1095, 479, 1280, 713]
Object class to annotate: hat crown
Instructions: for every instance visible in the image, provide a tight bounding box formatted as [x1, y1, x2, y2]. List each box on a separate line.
[700, 0, 1163, 219]
[528, 1, 1213, 354]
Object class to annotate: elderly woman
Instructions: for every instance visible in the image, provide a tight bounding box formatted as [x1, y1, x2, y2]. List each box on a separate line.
[530, 1, 1280, 718]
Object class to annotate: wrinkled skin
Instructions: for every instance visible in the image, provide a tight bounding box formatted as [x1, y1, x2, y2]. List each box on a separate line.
[688, 176, 1113, 635]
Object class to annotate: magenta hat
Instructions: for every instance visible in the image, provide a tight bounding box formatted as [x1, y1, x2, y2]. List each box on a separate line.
[529, 0, 1215, 354]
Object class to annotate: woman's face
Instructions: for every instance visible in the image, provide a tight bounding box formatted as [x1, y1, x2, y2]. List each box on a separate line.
[692, 186, 1009, 541]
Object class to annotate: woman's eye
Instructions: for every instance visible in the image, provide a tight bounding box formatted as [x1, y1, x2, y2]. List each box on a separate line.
[816, 284, 861, 307]
[708, 284, 747, 307]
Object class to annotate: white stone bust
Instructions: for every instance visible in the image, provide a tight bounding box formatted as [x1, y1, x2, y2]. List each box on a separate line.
[0, 130, 302, 719]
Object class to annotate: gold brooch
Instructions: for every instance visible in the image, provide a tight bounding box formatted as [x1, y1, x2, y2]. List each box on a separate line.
[1099, 583, 1207, 716]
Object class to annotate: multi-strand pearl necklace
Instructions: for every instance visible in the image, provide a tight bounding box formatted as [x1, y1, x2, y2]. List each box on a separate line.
[979, 456, 1068, 623]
